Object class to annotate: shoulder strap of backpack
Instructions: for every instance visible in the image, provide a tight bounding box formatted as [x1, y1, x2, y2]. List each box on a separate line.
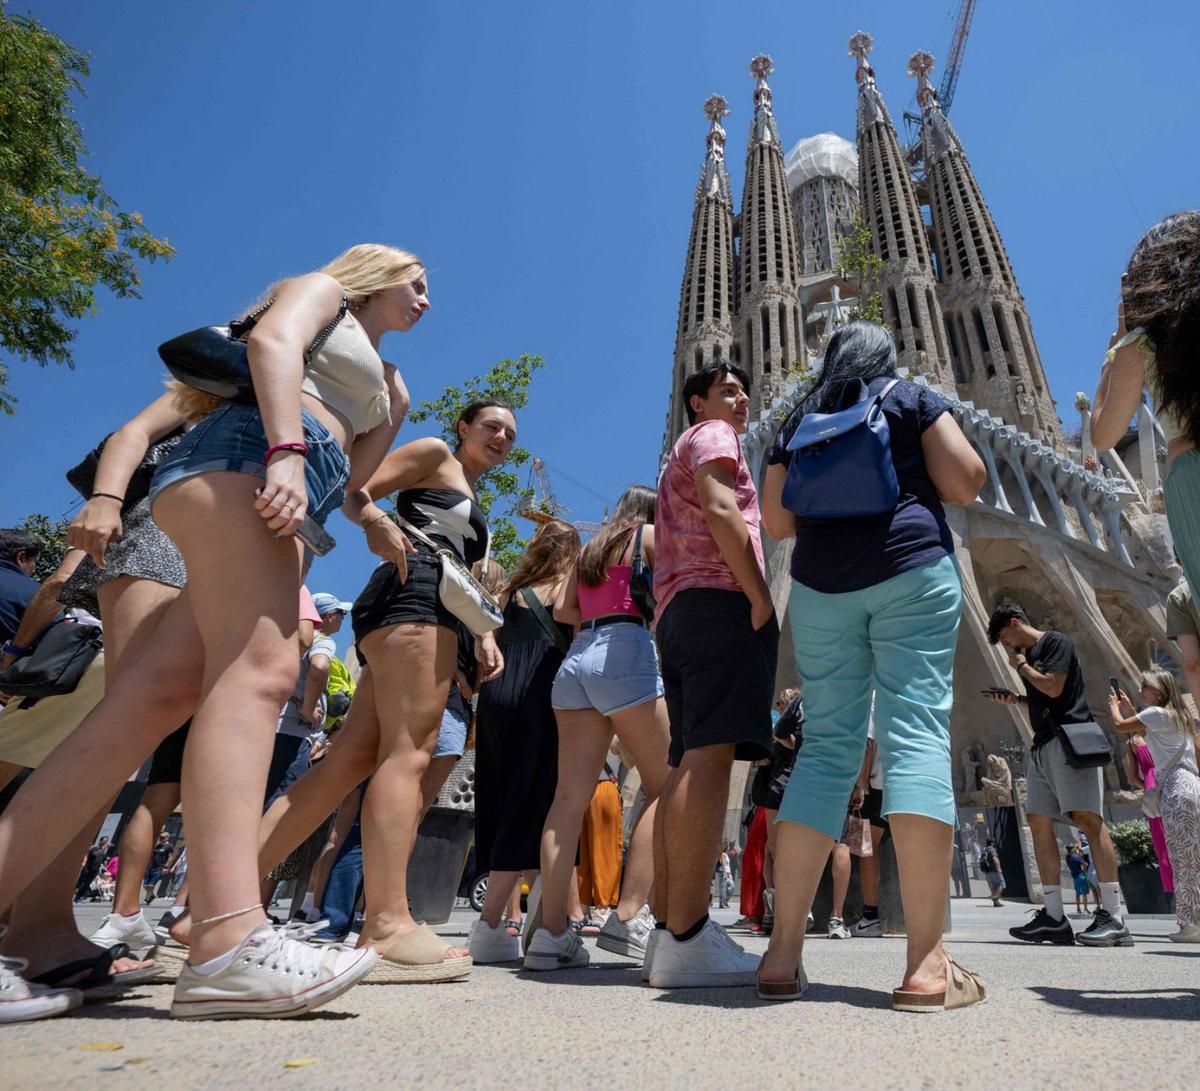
[519, 586, 570, 655]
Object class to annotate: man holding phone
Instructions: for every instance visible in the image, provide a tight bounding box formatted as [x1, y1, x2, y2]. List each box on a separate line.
[985, 602, 1131, 948]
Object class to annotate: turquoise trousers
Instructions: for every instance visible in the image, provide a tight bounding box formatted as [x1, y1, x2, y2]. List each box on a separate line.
[777, 553, 962, 839]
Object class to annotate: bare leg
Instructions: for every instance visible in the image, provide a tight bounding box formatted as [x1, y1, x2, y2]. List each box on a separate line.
[609, 698, 669, 921]
[652, 769, 679, 924]
[859, 825, 886, 906]
[480, 871, 522, 930]
[890, 813, 952, 994]
[763, 808, 780, 890]
[420, 755, 459, 816]
[307, 787, 363, 910]
[116, 783, 180, 917]
[567, 867, 584, 922]
[356, 622, 466, 957]
[759, 821, 833, 982]
[539, 708, 613, 935]
[1027, 814, 1064, 890]
[830, 842, 851, 920]
[662, 743, 735, 933]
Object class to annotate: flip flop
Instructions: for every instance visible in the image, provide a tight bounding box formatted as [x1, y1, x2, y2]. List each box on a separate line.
[31, 944, 164, 991]
[365, 924, 472, 984]
[892, 951, 986, 1013]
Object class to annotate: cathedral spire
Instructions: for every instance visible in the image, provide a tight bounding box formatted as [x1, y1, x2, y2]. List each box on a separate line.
[908, 50, 1062, 446]
[735, 54, 804, 406]
[665, 95, 737, 448]
[847, 32, 954, 386]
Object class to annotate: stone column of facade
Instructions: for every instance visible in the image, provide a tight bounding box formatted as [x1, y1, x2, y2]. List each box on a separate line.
[847, 32, 953, 386]
[908, 50, 1063, 449]
[665, 95, 737, 452]
[734, 54, 804, 409]
[784, 134, 860, 275]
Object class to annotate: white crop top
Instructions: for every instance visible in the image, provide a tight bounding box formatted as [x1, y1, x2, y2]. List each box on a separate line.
[302, 315, 391, 436]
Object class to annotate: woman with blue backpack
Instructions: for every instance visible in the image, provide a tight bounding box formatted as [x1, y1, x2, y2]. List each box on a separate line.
[755, 320, 987, 1011]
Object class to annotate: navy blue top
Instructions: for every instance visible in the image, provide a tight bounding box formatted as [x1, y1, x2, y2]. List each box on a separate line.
[0, 558, 41, 644]
[768, 377, 953, 594]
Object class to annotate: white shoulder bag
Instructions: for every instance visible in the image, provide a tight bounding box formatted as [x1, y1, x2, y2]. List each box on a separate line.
[399, 518, 504, 636]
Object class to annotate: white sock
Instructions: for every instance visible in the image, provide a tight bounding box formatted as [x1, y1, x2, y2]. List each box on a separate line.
[189, 944, 242, 977]
[300, 892, 315, 915]
[1099, 882, 1123, 922]
[1042, 887, 1064, 921]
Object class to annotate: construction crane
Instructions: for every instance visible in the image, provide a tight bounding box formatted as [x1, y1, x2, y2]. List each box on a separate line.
[517, 457, 604, 533]
[902, 0, 978, 161]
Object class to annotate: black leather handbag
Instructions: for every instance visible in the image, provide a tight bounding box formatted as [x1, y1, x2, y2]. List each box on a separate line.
[0, 621, 103, 699]
[157, 295, 348, 400]
[1056, 721, 1114, 769]
[629, 524, 656, 623]
[66, 428, 186, 511]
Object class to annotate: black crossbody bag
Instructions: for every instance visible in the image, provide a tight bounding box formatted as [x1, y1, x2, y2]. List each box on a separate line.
[0, 621, 103, 699]
[519, 587, 570, 656]
[1056, 720, 1113, 769]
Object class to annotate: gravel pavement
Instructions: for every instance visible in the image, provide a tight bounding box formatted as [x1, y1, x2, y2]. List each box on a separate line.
[3, 898, 1196, 1089]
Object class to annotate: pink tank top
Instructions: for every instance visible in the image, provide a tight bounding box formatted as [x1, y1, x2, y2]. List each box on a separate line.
[577, 564, 640, 621]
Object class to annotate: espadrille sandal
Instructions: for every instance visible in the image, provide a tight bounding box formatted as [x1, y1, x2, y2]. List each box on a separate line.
[365, 925, 472, 984]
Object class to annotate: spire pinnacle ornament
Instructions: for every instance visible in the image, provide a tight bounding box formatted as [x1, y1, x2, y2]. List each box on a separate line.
[703, 94, 730, 124]
[702, 95, 729, 164]
[906, 50, 937, 110]
[749, 53, 774, 81]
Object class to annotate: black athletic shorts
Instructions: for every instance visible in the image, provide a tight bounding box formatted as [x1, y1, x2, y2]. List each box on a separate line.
[351, 551, 457, 655]
[146, 721, 191, 785]
[858, 786, 890, 828]
[658, 588, 779, 767]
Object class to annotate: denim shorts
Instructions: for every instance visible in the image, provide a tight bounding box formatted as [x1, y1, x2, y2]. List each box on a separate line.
[551, 621, 664, 716]
[148, 402, 350, 526]
[433, 685, 469, 759]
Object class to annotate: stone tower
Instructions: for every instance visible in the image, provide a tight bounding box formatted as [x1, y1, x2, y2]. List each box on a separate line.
[667, 94, 737, 445]
[734, 55, 805, 406]
[785, 133, 860, 276]
[848, 32, 954, 386]
[908, 51, 1063, 448]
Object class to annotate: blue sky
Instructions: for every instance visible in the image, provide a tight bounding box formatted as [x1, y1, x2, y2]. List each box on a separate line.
[5, 1, 1198, 653]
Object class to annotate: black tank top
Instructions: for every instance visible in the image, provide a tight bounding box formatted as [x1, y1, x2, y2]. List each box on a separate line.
[394, 487, 489, 566]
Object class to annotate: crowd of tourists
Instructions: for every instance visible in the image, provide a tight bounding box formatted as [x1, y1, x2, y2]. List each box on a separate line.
[0, 210, 1198, 1026]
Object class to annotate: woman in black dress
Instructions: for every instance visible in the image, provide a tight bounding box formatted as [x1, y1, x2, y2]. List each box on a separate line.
[469, 521, 580, 963]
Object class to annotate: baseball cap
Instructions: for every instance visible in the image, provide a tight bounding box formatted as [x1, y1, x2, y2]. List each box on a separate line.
[312, 592, 353, 617]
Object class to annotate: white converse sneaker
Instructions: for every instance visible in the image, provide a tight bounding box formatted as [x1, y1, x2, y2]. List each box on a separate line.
[828, 916, 851, 940]
[597, 905, 655, 960]
[170, 923, 377, 1019]
[91, 910, 158, 960]
[851, 916, 882, 937]
[0, 954, 82, 1023]
[523, 927, 589, 972]
[468, 919, 521, 963]
[648, 919, 759, 988]
[641, 927, 663, 982]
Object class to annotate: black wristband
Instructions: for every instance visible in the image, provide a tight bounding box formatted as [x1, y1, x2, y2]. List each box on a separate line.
[90, 491, 125, 503]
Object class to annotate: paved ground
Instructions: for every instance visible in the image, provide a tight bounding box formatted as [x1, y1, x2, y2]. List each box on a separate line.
[4, 897, 1197, 1089]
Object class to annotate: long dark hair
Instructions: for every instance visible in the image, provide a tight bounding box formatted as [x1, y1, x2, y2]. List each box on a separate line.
[578, 485, 656, 587]
[504, 520, 581, 597]
[800, 320, 897, 415]
[1123, 211, 1200, 446]
[455, 399, 514, 450]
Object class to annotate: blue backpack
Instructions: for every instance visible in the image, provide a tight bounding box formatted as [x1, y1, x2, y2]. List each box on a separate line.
[781, 378, 901, 519]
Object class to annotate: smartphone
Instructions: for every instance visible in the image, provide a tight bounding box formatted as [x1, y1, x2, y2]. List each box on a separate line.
[982, 688, 1010, 698]
[1109, 676, 1122, 696]
[292, 515, 336, 557]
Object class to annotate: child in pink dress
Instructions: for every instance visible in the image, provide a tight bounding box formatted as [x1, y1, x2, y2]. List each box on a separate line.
[1130, 738, 1174, 891]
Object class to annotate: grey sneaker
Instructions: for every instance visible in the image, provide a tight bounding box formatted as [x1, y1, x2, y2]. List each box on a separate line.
[828, 916, 851, 940]
[597, 905, 655, 960]
[641, 927, 663, 983]
[0, 954, 82, 1023]
[523, 927, 589, 972]
[171, 923, 377, 1019]
[762, 888, 775, 935]
[1076, 908, 1134, 948]
[91, 910, 158, 960]
[851, 916, 882, 937]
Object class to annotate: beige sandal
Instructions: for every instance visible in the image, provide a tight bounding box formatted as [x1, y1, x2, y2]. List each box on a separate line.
[755, 955, 809, 1002]
[366, 924, 472, 984]
[892, 951, 986, 1013]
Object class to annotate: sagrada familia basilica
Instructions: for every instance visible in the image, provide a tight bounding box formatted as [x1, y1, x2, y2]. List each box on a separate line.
[663, 34, 1180, 863]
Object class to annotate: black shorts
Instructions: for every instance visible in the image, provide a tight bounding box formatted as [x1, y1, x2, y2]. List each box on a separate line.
[858, 786, 889, 828]
[352, 551, 457, 654]
[146, 721, 191, 785]
[751, 742, 798, 810]
[658, 588, 779, 767]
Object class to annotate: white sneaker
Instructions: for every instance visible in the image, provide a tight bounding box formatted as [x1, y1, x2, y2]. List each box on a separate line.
[0, 954, 83, 1023]
[468, 919, 521, 963]
[171, 923, 377, 1019]
[648, 919, 759, 988]
[523, 927, 589, 972]
[851, 916, 882, 937]
[154, 906, 188, 946]
[641, 927, 663, 982]
[828, 916, 850, 940]
[597, 905, 655, 960]
[90, 910, 158, 960]
[522, 877, 542, 956]
[1168, 924, 1200, 943]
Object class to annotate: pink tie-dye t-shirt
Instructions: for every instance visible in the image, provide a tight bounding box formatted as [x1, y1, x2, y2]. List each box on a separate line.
[654, 419, 765, 621]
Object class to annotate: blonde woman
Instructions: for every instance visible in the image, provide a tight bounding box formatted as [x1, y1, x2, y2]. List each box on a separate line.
[0, 245, 423, 1018]
[1109, 669, 1200, 942]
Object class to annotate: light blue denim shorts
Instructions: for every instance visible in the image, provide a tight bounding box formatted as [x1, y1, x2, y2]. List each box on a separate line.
[148, 402, 350, 526]
[551, 621, 663, 716]
[433, 685, 469, 759]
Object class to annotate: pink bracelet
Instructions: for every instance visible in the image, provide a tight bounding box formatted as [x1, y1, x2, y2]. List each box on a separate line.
[264, 442, 309, 463]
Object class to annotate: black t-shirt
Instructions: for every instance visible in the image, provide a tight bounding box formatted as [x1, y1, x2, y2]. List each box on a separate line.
[1023, 631, 1090, 748]
[768, 378, 953, 594]
[150, 842, 172, 869]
